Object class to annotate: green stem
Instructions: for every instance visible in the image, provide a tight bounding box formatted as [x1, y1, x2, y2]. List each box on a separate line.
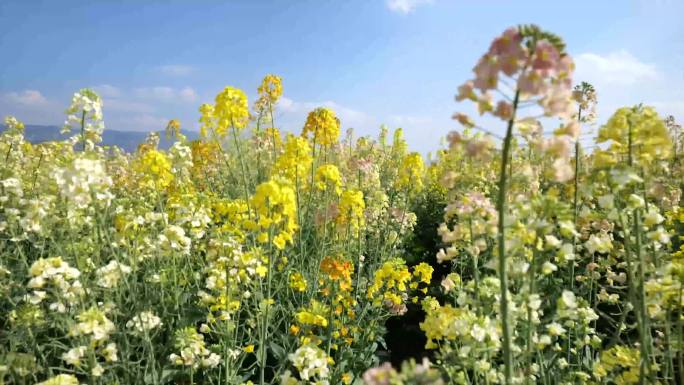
[259, 228, 276, 385]
[627, 109, 651, 384]
[255, 114, 263, 183]
[634, 206, 651, 384]
[497, 89, 520, 385]
[568, 105, 582, 366]
[231, 125, 251, 207]
[268, 101, 277, 161]
[525, 249, 537, 385]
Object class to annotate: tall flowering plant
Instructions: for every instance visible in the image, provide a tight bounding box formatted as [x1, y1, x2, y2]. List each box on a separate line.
[449, 25, 577, 384]
[358, 25, 684, 385]
[0, 74, 432, 385]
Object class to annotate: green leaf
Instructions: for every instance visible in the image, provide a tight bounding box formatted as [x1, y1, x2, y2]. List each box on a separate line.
[270, 341, 287, 361]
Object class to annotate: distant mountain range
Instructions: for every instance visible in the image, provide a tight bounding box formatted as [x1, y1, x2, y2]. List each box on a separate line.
[0, 125, 200, 153]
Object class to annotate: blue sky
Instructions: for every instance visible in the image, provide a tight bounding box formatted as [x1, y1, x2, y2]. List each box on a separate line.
[1, 0, 683, 153]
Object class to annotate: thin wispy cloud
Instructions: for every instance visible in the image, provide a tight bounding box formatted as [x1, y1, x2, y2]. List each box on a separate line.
[92, 84, 122, 98]
[128, 114, 170, 130]
[3, 90, 48, 106]
[0, 89, 62, 125]
[97, 86, 197, 130]
[574, 50, 659, 86]
[103, 99, 155, 114]
[386, 0, 433, 14]
[0, 85, 198, 132]
[134, 86, 198, 103]
[389, 114, 434, 126]
[157, 64, 195, 76]
[572, 49, 684, 131]
[279, 96, 378, 133]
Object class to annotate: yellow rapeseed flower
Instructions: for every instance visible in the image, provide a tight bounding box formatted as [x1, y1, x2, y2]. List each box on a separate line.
[289, 272, 307, 292]
[295, 300, 329, 328]
[597, 105, 671, 166]
[301, 107, 340, 146]
[314, 164, 342, 195]
[201, 86, 250, 138]
[396, 152, 425, 193]
[336, 189, 365, 237]
[250, 178, 298, 250]
[133, 149, 174, 189]
[258, 74, 283, 104]
[274, 134, 312, 184]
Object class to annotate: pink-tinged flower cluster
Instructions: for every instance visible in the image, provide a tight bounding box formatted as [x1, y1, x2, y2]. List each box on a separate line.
[454, 26, 575, 123]
[444, 191, 497, 220]
[451, 26, 579, 182]
[446, 131, 495, 161]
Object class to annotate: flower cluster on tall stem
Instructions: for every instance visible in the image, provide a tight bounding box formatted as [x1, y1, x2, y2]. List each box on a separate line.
[451, 25, 576, 384]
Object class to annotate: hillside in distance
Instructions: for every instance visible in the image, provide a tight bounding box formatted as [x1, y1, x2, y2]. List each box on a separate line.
[0, 124, 199, 153]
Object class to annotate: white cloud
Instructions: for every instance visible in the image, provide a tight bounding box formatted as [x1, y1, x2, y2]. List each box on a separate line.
[0, 89, 62, 125]
[574, 50, 659, 86]
[570, 49, 682, 130]
[100, 113, 172, 132]
[3, 90, 48, 105]
[0, 86, 199, 133]
[92, 84, 122, 98]
[278, 96, 377, 132]
[386, 0, 433, 14]
[103, 98, 154, 114]
[100, 86, 197, 131]
[134, 86, 197, 103]
[179, 87, 198, 102]
[157, 64, 194, 76]
[134, 86, 175, 100]
[389, 114, 434, 126]
[279, 96, 295, 111]
[128, 114, 170, 130]
[277, 96, 451, 154]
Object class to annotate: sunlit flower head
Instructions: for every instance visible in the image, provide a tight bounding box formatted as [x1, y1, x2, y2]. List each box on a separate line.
[302, 107, 340, 146]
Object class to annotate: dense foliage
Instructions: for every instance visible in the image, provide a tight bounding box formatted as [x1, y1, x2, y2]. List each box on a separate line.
[2, 24, 684, 385]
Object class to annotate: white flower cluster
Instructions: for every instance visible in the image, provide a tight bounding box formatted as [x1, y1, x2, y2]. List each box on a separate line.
[168, 200, 212, 239]
[19, 198, 52, 235]
[69, 307, 116, 342]
[585, 232, 613, 255]
[199, 237, 264, 320]
[111, 210, 167, 260]
[26, 257, 84, 311]
[143, 131, 160, 148]
[61, 345, 87, 366]
[96, 260, 132, 288]
[1, 177, 23, 200]
[0, 178, 23, 232]
[437, 192, 497, 263]
[62, 89, 105, 150]
[2, 115, 26, 150]
[550, 291, 600, 346]
[281, 344, 330, 385]
[158, 224, 192, 255]
[61, 342, 118, 377]
[168, 141, 194, 181]
[1, 177, 55, 236]
[642, 203, 670, 248]
[53, 157, 113, 210]
[169, 327, 221, 369]
[126, 311, 162, 334]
